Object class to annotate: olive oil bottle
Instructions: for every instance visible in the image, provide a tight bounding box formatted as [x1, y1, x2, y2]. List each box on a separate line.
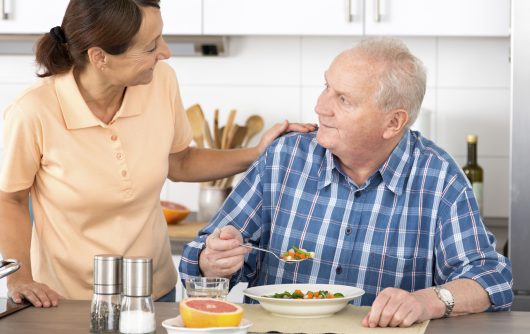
[463, 135, 483, 212]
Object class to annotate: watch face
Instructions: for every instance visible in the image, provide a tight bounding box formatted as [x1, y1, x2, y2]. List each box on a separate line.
[440, 288, 453, 301]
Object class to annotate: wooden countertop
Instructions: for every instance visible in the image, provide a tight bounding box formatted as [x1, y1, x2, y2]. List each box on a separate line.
[1, 300, 529, 334]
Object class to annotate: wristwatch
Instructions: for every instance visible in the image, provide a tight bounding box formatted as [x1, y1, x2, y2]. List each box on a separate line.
[433, 285, 455, 318]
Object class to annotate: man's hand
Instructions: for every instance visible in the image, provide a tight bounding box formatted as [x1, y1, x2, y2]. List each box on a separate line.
[199, 225, 250, 278]
[361, 287, 434, 328]
[8, 277, 63, 308]
[255, 121, 317, 154]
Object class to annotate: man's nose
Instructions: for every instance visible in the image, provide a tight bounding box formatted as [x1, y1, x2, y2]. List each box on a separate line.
[315, 91, 333, 116]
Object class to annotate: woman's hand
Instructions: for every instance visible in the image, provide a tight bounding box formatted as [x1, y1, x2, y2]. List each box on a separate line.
[255, 121, 317, 154]
[8, 277, 63, 308]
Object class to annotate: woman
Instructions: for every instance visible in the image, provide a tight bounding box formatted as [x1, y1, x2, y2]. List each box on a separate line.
[0, 0, 314, 307]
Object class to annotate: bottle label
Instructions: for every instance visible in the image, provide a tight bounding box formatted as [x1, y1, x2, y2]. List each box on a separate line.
[472, 182, 483, 213]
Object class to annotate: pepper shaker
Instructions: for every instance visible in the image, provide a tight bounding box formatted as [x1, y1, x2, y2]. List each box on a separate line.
[90, 254, 122, 333]
[119, 257, 155, 334]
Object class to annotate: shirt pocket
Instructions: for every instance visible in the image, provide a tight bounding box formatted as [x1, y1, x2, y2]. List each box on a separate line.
[365, 251, 432, 292]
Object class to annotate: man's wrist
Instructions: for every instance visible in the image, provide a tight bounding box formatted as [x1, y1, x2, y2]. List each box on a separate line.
[433, 285, 455, 318]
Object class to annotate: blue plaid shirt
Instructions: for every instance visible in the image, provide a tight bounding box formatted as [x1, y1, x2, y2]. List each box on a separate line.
[180, 130, 513, 310]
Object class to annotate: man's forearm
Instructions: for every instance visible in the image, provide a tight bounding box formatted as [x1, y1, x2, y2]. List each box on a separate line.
[413, 278, 490, 319]
[168, 147, 260, 182]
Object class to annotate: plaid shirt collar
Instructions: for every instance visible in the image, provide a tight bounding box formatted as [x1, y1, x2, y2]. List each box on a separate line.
[317, 130, 413, 196]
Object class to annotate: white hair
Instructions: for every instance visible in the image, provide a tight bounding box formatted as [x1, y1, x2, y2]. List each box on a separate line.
[353, 37, 427, 127]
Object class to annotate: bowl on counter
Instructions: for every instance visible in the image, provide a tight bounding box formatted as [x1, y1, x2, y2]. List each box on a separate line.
[161, 200, 190, 225]
[243, 283, 364, 318]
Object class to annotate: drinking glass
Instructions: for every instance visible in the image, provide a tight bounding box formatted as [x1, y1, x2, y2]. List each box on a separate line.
[185, 277, 229, 300]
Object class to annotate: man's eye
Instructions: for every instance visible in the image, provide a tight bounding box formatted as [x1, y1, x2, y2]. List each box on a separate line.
[148, 44, 157, 52]
[340, 95, 350, 105]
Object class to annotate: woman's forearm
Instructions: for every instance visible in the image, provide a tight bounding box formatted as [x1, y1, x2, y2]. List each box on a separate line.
[0, 189, 33, 284]
[168, 147, 260, 182]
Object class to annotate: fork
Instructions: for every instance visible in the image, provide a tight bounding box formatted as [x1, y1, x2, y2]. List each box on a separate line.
[239, 244, 308, 263]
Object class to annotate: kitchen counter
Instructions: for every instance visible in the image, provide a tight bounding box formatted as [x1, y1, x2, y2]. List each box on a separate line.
[0, 300, 528, 334]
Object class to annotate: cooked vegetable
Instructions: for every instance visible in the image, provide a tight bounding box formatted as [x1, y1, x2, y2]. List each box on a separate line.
[266, 290, 345, 299]
[280, 245, 315, 261]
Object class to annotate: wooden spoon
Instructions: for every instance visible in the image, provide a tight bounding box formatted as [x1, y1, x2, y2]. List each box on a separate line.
[243, 115, 264, 147]
[186, 104, 205, 148]
[214, 108, 221, 149]
[221, 109, 237, 149]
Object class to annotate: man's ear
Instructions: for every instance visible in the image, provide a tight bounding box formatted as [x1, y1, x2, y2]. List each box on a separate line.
[383, 109, 409, 139]
[86, 47, 108, 71]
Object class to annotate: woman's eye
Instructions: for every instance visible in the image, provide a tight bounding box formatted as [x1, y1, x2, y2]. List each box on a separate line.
[324, 83, 329, 90]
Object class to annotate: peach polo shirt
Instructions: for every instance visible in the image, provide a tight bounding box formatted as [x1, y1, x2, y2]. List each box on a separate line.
[0, 62, 192, 300]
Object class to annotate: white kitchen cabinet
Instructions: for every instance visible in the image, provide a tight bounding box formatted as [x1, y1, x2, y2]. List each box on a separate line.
[364, 0, 510, 37]
[203, 0, 510, 37]
[0, 0, 69, 34]
[161, 0, 202, 35]
[203, 0, 364, 35]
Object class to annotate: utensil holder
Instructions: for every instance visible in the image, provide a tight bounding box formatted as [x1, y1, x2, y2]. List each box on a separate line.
[197, 186, 232, 222]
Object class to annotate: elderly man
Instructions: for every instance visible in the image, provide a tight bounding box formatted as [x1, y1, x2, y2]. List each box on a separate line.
[180, 38, 513, 327]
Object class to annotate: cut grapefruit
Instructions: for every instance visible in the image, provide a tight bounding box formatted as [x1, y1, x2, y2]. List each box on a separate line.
[179, 298, 243, 328]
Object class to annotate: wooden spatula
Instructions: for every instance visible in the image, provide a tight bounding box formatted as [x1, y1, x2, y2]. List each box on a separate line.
[186, 104, 205, 148]
[243, 115, 264, 147]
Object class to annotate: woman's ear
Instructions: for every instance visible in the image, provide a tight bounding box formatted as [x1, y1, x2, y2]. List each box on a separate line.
[383, 109, 409, 139]
[86, 47, 107, 71]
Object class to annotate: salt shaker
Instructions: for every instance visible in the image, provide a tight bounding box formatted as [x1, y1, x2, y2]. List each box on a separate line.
[90, 254, 122, 333]
[119, 257, 155, 334]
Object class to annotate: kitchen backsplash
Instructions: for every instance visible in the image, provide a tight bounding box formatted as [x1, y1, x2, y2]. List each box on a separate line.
[0, 36, 510, 217]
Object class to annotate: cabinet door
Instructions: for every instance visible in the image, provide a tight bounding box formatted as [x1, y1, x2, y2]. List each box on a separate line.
[161, 0, 202, 35]
[0, 0, 70, 34]
[364, 0, 510, 36]
[204, 0, 363, 35]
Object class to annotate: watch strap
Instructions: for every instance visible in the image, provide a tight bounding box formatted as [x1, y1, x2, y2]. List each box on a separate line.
[433, 285, 455, 318]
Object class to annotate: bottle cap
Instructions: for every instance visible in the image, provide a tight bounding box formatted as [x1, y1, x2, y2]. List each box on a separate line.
[123, 257, 152, 297]
[93, 254, 122, 294]
[467, 134, 478, 143]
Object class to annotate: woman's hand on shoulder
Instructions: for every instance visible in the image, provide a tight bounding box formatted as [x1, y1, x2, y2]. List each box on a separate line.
[256, 120, 317, 154]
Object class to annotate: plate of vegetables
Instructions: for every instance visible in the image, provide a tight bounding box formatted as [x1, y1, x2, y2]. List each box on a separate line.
[242, 284, 364, 318]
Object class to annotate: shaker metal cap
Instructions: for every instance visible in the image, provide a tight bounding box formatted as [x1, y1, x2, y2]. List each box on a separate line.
[93, 254, 122, 294]
[123, 257, 153, 297]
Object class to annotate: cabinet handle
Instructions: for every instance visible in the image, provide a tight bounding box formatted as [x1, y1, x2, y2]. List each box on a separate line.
[1, 0, 11, 20]
[374, 0, 381, 22]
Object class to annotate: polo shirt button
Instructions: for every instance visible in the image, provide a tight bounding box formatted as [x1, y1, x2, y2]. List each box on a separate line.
[111, 135, 118, 141]
[116, 153, 123, 160]
[121, 170, 127, 177]
[336, 265, 343, 274]
[345, 226, 352, 235]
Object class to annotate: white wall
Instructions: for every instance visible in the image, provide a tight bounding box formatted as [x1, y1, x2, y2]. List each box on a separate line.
[0, 36, 510, 218]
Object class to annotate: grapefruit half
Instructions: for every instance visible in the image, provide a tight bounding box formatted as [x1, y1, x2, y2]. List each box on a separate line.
[179, 297, 243, 328]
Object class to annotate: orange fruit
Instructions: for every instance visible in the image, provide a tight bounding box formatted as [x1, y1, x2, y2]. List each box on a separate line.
[179, 298, 243, 328]
[160, 201, 190, 224]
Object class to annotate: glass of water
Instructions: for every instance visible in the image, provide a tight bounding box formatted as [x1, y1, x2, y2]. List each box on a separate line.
[185, 277, 229, 299]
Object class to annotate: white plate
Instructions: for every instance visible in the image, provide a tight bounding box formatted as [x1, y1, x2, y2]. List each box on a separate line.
[243, 283, 364, 318]
[162, 316, 253, 334]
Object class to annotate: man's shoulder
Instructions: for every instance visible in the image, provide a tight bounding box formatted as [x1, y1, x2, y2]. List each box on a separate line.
[411, 132, 468, 192]
[268, 131, 324, 154]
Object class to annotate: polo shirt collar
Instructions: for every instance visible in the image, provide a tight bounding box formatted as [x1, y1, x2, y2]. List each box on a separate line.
[317, 130, 413, 195]
[54, 69, 143, 130]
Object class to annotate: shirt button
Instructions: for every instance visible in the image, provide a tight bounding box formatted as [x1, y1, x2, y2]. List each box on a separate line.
[336, 265, 343, 274]
[116, 153, 123, 160]
[354, 191, 361, 198]
[121, 170, 127, 177]
[345, 226, 352, 235]
[111, 135, 118, 141]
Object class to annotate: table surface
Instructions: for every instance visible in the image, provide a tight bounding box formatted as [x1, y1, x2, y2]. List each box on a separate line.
[0, 300, 529, 334]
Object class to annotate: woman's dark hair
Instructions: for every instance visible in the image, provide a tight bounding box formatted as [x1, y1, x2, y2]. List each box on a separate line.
[35, 0, 160, 77]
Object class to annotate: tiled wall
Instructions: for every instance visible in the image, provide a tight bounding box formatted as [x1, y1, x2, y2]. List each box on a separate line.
[0, 36, 511, 218]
